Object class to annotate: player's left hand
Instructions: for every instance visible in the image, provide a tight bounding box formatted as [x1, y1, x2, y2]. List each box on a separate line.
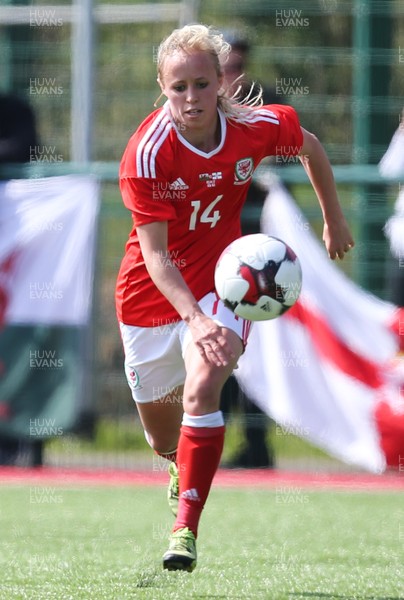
[323, 218, 355, 260]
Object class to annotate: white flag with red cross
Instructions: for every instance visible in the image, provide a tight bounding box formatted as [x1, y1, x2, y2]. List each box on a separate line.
[237, 179, 404, 473]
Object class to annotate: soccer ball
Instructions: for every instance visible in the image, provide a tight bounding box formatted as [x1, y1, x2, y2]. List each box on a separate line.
[214, 234, 302, 321]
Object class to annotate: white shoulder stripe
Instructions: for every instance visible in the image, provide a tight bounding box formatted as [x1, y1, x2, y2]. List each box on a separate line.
[148, 120, 172, 178]
[248, 116, 280, 125]
[136, 112, 172, 178]
[141, 119, 171, 178]
[247, 110, 280, 125]
[254, 108, 280, 121]
[136, 110, 166, 177]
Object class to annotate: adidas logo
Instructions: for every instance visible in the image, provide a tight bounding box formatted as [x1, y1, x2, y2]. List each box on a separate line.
[169, 177, 189, 190]
[181, 488, 200, 501]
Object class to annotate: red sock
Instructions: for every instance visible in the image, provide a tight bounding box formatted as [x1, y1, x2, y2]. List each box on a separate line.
[174, 424, 225, 537]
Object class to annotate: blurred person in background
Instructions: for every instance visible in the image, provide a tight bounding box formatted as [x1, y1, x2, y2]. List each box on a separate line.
[379, 109, 404, 308]
[0, 92, 40, 465]
[0, 92, 38, 165]
[219, 32, 284, 469]
[221, 31, 280, 107]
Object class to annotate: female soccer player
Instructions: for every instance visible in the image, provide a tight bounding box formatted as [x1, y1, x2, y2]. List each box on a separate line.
[116, 23, 354, 572]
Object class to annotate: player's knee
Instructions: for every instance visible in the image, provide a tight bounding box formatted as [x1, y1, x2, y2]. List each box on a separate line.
[183, 376, 221, 414]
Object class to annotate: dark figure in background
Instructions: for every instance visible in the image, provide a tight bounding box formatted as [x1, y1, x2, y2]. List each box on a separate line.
[0, 92, 38, 164]
[220, 33, 283, 469]
[0, 92, 41, 465]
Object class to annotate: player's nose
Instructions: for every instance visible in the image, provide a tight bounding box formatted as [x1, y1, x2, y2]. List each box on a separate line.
[186, 85, 198, 103]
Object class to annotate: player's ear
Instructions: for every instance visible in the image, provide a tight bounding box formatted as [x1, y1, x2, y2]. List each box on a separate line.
[154, 77, 165, 107]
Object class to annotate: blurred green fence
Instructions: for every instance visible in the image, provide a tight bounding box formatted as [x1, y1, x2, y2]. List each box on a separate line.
[0, 0, 403, 469]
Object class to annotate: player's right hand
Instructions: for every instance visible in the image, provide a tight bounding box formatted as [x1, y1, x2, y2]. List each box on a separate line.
[188, 313, 235, 367]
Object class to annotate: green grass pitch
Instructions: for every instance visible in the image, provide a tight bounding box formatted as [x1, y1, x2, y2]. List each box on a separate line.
[0, 483, 403, 599]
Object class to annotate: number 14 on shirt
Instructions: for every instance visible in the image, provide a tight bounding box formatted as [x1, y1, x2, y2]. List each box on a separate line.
[189, 195, 223, 230]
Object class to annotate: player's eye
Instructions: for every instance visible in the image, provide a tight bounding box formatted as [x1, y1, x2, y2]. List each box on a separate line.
[196, 82, 208, 89]
[173, 84, 186, 92]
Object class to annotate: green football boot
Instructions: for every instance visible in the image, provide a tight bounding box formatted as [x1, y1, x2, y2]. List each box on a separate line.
[167, 462, 179, 517]
[163, 527, 197, 572]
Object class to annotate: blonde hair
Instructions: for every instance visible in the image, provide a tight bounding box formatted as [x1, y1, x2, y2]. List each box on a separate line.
[156, 24, 263, 123]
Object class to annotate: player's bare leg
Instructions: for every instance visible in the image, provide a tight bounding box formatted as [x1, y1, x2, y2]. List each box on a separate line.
[135, 386, 183, 455]
[136, 388, 183, 517]
[163, 328, 243, 572]
[183, 327, 243, 416]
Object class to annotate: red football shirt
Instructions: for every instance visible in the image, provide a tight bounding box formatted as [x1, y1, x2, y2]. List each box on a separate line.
[116, 103, 303, 326]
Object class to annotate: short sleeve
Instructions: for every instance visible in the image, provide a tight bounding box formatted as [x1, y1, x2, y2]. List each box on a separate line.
[120, 176, 177, 227]
[263, 104, 304, 156]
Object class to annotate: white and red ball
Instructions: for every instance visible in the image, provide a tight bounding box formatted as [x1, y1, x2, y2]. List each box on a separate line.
[214, 234, 302, 321]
